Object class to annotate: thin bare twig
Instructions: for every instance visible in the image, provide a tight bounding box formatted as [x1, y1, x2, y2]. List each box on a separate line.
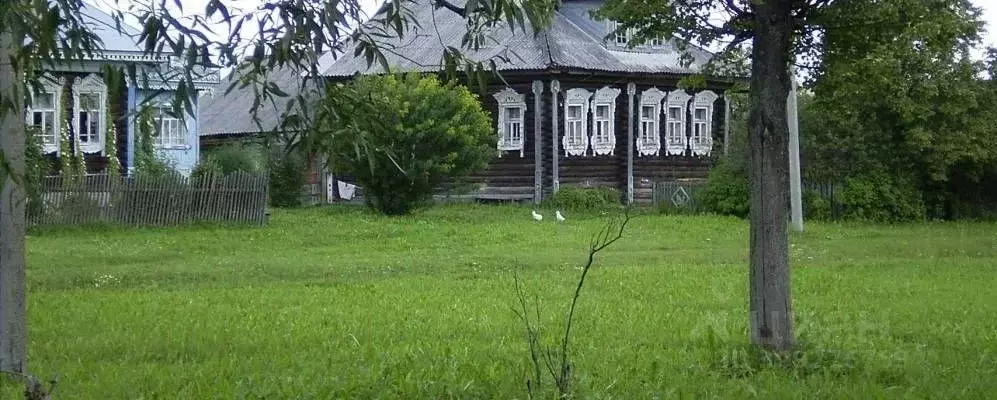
[557, 209, 631, 393]
[513, 208, 633, 397]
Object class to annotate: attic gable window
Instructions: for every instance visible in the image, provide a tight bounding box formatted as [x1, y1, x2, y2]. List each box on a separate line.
[638, 88, 666, 157]
[609, 20, 663, 48]
[563, 88, 592, 157]
[591, 87, 621, 156]
[611, 21, 629, 46]
[493, 88, 527, 157]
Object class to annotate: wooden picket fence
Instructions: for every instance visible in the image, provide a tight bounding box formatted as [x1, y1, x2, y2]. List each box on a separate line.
[652, 180, 708, 211]
[651, 179, 843, 219]
[28, 172, 269, 227]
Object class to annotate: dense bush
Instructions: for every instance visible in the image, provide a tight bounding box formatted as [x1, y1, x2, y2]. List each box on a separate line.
[133, 106, 180, 178]
[700, 159, 749, 218]
[316, 74, 494, 215]
[542, 186, 620, 211]
[267, 146, 307, 208]
[24, 127, 52, 219]
[190, 157, 223, 179]
[196, 142, 265, 177]
[838, 172, 925, 223]
[802, 188, 831, 221]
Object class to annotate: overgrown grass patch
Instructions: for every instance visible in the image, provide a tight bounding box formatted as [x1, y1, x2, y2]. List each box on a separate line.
[4, 204, 996, 398]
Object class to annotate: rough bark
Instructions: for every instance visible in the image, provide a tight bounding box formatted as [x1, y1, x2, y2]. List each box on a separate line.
[0, 28, 28, 373]
[747, 0, 795, 351]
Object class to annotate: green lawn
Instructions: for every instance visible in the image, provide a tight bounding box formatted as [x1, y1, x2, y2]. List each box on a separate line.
[4, 205, 997, 398]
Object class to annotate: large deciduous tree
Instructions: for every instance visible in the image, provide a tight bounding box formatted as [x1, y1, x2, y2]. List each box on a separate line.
[803, 0, 995, 220]
[597, 0, 812, 351]
[0, 0, 552, 374]
[598, 0, 990, 349]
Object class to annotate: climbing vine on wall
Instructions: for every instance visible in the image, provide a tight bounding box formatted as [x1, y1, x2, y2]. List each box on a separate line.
[57, 81, 81, 182]
[133, 104, 174, 176]
[105, 101, 120, 178]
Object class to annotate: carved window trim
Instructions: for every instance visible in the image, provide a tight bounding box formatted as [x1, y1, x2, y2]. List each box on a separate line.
[72, 74, 107, 155]
[665, 89, 691, 156]
[692, 90, 718, 156]
[591, 86, 620, 156]
[27, 76, 63, 155]
[637, 88, 665, 157]
[563, 88, 591, 157]
[493, 88, 526, 157]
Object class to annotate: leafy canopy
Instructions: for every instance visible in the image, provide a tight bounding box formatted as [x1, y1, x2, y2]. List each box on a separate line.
[316, 73, 494, 215]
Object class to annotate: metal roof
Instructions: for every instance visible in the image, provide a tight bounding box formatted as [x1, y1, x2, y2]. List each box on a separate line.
[322, 0, 715, 77]
[80, 4, 145, 54]
[199, 68, 321, 137]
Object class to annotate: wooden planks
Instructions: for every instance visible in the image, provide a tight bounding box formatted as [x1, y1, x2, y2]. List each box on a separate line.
[28, 172, 269, 227]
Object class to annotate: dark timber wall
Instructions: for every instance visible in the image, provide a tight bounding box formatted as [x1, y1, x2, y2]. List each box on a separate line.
[465, 72, 730, 203]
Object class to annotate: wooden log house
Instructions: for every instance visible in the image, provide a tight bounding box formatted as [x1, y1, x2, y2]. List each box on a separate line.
[322, 0, 739, 204]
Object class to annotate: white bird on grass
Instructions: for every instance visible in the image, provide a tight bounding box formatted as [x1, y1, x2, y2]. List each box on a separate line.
[531, 210, 543, 222]
[555, 210, 566, 223]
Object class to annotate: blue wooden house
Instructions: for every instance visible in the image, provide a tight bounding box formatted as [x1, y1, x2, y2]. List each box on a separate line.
[26, 5, 218, 176]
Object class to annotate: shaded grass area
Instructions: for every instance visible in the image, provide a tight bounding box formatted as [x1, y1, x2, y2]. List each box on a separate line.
[4, 204, 997, 398]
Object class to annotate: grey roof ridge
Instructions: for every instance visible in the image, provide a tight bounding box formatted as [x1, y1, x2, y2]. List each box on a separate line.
[555, 7, 604, 45]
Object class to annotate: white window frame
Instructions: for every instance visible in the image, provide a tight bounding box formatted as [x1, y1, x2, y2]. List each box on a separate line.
[26, 78, 62, 155]
[610, 21, 629, 46]
[637, 88, 665, 157]
[154, 107, 188, 148]
[591, 87, 621, 156]
[665, 89, 691, 156]
[493, 88, 526, 157]
[692, 90, 718, 156]
[72, 74, 107, 154]
[563, 88, 592, 157]
[609, 20, 663, 48]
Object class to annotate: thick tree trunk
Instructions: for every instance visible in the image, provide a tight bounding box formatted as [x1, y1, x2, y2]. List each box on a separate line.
[0, 28, 28, 373]
[747, 0, 795, 351]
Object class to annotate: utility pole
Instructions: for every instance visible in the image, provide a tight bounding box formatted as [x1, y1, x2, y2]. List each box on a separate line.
[787, 68, 803, 232]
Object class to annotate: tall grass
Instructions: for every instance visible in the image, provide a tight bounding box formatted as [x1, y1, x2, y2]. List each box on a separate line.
[4, 204, 996, 398]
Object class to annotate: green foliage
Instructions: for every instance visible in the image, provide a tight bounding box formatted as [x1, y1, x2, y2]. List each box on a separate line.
[316, 74, 494, 215]
[542, 186, 620, 211]
[103, 67, 123, 178]
[838, 173, 925, 223]
[132, 106, 177, 178]
[656, 190, 705, 215]
[24, 127, 52, 219]
[802, 188, 831, 222]
[190, 157, 223, 179]
[56, 83, 81, 182]
[708, 336, 860, 380]
[9, 206, 997, 398]
[196, 142, 265, 176]
[267, 146, 307, 208]
[55, 192, 102, 223]
[700, 159, 749, 218]
[800, 0, 996, 220]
